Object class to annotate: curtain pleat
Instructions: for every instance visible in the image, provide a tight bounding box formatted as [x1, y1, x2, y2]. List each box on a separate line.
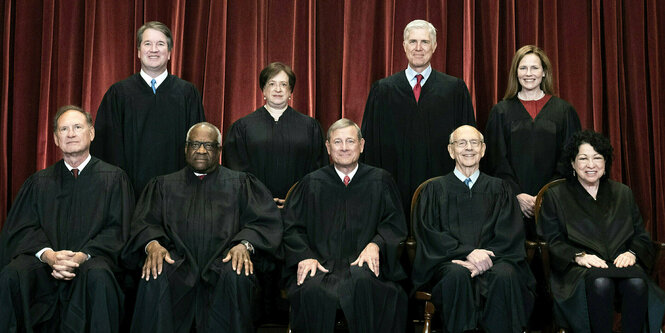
[1, 0, 664, 250]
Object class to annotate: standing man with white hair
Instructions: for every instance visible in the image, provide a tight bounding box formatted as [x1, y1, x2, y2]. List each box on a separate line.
[361, 19, 475, 222]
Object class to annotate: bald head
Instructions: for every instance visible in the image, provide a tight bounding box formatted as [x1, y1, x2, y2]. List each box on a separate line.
[448, 125, 484, 144]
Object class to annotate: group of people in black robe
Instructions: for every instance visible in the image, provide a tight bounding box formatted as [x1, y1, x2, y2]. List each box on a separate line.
[1, 18, 664, 333]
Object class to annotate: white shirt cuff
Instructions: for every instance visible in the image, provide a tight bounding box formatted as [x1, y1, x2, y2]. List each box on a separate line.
[36, 247, 52, 262]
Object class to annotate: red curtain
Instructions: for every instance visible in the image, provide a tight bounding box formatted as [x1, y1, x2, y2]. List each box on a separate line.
[2, 0, 664, 248]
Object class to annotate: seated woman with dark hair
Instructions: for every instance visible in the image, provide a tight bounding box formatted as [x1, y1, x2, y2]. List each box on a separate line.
[538, 130, 665, 332]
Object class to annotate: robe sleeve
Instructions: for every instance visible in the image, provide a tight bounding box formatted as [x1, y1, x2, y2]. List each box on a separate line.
[537, 188, 582, 272]
[371, 173, 408, 281]
[91, 86, 126, 169]
[310, 120, 329, 170]
[0, 176, 52, 267]
[412, 181, 476, 288]
[221, 121, 250, 172]
[229, 173, 283, 255]
[484, 104, 521, 194]
[485, 181, 526, 260]
[625, 188, 655, 271]
[121, 177, 172, 270]
[360, 81, 382, 165]
[554, 104, 581, 179]
[455, 78, 476, 127]
[282, 180, 320, 268]
[80, 171, 134, 265]
[185, 83, 206, 125]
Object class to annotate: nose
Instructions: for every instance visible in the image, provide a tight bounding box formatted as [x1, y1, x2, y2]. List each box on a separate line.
[415, 42, 423, 50]
[196, 145, 207, 153]
[67, 127, 76, 137]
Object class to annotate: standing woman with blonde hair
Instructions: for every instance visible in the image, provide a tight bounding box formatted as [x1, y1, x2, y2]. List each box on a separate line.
[484, 45, 581, 240]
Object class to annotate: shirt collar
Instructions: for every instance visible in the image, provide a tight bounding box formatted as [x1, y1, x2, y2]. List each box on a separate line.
[63, 154, 92, 174]
[453, 168, 480, 188]
[140, 69, 168, 89]
[334, 164, 359, 183]
[405, 65, 432, 88]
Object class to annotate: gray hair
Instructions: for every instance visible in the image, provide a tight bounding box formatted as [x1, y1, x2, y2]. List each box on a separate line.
[53, 105, 93, 132]
[403, 19, 437, 43]
[448, 125, 484, 144]
[137, 21, 173, 51]
[186, 122, 222, 145]
[326, 118, 362, 141]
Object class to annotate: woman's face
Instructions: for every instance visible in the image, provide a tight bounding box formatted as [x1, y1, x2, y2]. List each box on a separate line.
[572, 143, 606, 187]
[262, 71, 291, 109]
[517, 53, 545, 93]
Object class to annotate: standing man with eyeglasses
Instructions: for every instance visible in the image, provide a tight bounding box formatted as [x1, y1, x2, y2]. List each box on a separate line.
[361, 19, 475, 224]
[92, 21, 205, 199]
[411, 125, 535, 332]
[0, 105, 134, 333]
[122, 122, 282, 333]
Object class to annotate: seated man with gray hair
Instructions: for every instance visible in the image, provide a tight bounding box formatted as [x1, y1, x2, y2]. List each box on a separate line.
[412, 125, 535, 332]
[283, 118, 408, 332]
[0, 105, 134, 333]
[122, 122, 282, 333]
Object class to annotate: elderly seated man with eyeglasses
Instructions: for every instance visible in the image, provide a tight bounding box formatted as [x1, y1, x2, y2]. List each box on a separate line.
[411, 125, 536, 333]
[122, 122, 282, 333]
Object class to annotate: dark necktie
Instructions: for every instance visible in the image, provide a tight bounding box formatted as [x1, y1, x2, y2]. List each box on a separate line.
[72, 168, 79, 179]
[151, 79, 156, 94]
[343, 175, 350, 187]
[464, 178, 472, 188]
[413, 74, 423, 102]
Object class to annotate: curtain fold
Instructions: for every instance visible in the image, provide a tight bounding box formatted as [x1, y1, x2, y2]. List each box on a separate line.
[1, 0, 664, 248]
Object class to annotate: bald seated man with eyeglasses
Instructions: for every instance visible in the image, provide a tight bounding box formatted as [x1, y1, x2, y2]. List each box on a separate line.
[122, 122, 282, 333]
[411, 125, 536, 333]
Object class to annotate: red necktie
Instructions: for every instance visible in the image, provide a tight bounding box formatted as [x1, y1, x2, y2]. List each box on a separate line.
[343, 175, 350, 187]
[72, 168, 79, 179]
[198, 175, 205, 180]
[413, 74, 423, 102]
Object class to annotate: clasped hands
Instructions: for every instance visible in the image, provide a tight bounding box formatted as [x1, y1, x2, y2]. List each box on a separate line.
[142, 241, 253, 281]
[296, 243, 380, 286]
[452, 249, 495, 277]
[41, 249, 88, 280]
[574, 251, 636, 268]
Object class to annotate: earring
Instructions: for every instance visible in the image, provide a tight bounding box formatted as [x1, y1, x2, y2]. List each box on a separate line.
[263, 97, 267, 100]
[573, 170, 576, 177]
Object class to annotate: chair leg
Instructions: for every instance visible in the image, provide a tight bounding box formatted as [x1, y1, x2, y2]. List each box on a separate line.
[422, 300, 435, 333]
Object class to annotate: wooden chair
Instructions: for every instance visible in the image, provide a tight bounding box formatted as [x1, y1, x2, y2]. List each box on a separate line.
[533, 179, 665, 332]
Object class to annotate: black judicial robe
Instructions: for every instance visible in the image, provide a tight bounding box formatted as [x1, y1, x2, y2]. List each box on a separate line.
[361, 70, 475, 221]
[412, 172, 535, 332]
[0, 157, 134, 333]
[283, 164, 408, 332]
[92, 73, 206, 198]
[222, 106, 328, 199]
[538, 179, 665, 332]
[122, 166, 282, 333]
[484, 96, 580, 197]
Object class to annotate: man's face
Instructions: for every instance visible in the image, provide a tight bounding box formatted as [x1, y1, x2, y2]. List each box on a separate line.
[403, 28, 437, 72]
[185, 126, 220, 173]
[447, 126, 486, 170]
[53, 110, 95, 156]
[138, 28, 171, 74]
[325, 126, 365, 170]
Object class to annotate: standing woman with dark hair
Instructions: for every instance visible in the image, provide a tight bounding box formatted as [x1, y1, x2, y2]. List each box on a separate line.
[223, 62, 328, 207]
[484, 45, 581, 240]
[538, 130, 665, 332]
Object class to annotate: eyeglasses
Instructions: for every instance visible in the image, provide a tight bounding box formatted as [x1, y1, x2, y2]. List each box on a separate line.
[186, 141, 219, 151]
[450, 139, 483, 148]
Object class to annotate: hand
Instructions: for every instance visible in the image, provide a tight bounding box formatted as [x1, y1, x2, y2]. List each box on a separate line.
[516, 193, 536, 218]
[613, 251, 636, 268]
[297, 259, 329, 285]
[575, 253, 608, 268]
[42, 250, 88, 280]
[466, 249, 495, 274]
[142, 241, 174, 281]
[222, 243, 253, 276]
[351, 243, 380, 277]
[452, 259, 482, 277]
[274, 197, 286, 209]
